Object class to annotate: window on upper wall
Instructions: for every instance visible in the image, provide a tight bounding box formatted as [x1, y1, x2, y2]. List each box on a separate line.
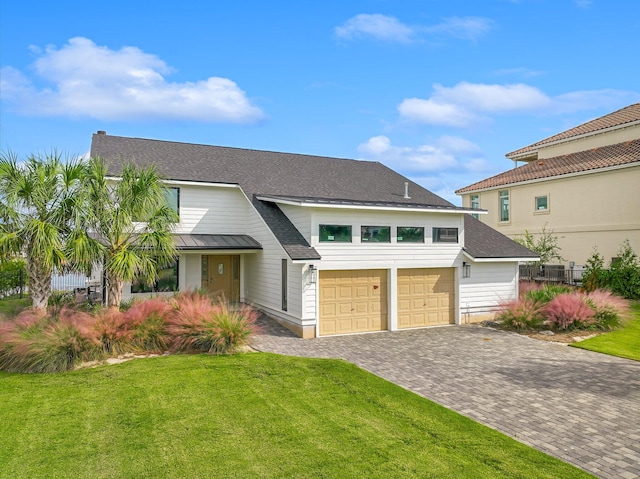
[535, 195, 548, 212]
[433, 227, 458, 243]
[470, 194, 480, 220]
[499, 190, 510, 222]
[165, 187, 180, 219]
[361, 226, 390, 243]
[131, 259, 179, 293]
[397, 227, 425, 243]
[319, 225, 352, 242]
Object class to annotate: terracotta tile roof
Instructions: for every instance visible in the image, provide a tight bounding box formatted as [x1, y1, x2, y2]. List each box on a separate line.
[506, 103, 640, 158]
[456, 139, 640, 194]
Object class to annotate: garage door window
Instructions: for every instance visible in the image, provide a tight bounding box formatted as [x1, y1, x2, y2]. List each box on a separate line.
[361, 226, 390, 242]
[320, 225, 352, 242]
[433, 227, 458, 243]
[397, 227, 424, 243]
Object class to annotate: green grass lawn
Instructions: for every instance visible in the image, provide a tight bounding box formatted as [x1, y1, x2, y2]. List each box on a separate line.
[0, 297, 30, 317]
[571, 301, 640, 361]
[0, 354, 592, 479]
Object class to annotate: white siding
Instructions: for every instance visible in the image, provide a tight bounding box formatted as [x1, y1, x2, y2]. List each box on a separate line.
[172, 185, 249, 234]
[278, 204, 311, 242]
[459, 262, 518, 321]
[242, 201, 304, 326]
[312, 209, 464, 269]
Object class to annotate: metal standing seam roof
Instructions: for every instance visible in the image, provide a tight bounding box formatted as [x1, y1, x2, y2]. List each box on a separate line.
[506, 103, 640, 159]
[456, 139, 640, 194]
[173, 234, 262, 250]
[91, 133, 534, 260]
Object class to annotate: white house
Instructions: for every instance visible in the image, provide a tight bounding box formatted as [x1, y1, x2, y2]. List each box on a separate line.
[91, 132, 537, 338]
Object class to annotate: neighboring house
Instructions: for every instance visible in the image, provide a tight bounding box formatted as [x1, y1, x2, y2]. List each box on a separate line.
[456, 103, 640, 268]
[91, 132, 537, 338]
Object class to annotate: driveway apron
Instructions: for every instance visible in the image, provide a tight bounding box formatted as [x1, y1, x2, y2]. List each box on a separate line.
[251, 316, 640, 479]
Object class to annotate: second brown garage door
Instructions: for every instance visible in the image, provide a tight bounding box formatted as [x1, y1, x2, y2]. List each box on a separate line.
[319, 270, 387, 336]
[397, 268, 455, 328]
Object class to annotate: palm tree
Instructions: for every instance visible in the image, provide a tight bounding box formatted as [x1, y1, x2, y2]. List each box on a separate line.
[0, 152, 86, 311]
[71, 157, 178, 308]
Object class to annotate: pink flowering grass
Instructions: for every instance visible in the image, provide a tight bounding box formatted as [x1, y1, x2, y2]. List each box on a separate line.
[0, 307, 99, 373]
[585, 289, 631, 330]
[123, 297, 174, 353]
[544, 293, 595, 330]
[93, 308, 131, 354]
[169, 291, 259, 354]
[496, 298, 544, 330]
[518, 281, 541, 299]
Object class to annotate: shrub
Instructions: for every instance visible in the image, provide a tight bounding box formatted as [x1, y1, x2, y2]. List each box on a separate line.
[0, 308, 98, 373]
[495, 298, 544, 330]
[169, 292, 258, 354]
[518, 281, 540, 299]
[124, 298, 173, 353]
[544, 293, 595, 330]
[93, 308, 131, 354]
[0, 258, 27, 299]
[524, 284, 574, 305]
[583, 241, 640, 299]
[47, 291, 77, 318]
[585, 289, 631, 330]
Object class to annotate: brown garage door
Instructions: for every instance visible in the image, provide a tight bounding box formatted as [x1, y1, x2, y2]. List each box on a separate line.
[397, 268, 455, 328]
[319, 270, 388, 336]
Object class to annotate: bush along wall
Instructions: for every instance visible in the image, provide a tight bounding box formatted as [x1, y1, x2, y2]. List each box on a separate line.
[0, 291, 259, 373]
[498, 284, 630, 332]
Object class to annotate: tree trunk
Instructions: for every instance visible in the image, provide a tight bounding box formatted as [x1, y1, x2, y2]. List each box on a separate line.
[27, 255, 52, 312]
[107, 273, 123, 309]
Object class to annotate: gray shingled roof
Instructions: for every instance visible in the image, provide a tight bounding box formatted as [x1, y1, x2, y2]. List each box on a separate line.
[463, 215, 539, 259]
[91, 133, 528, 260]
[174, 234, 262, 250]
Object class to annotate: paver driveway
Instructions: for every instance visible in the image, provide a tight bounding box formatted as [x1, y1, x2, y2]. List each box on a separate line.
[251, 317, 640, 479]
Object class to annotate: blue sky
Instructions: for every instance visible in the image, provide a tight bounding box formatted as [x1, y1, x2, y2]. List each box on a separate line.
[1, 0, 639, 204]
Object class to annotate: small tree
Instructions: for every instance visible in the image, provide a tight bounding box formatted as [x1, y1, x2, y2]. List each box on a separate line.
[582, 247, 607, 292]
[0, 152, 86, 311]
[70, 158, 178, 309]
[515, 224, 564, 264]
[583, 241, 640, 299]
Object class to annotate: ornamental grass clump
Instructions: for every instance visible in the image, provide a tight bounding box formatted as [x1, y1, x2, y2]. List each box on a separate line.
[543, 293, 595, 330]
[585, 289, 631, 330]
[495, 298, 544, 330]
[0, 308, 98, 373]
[169, 291, 258, 354]
[124, 298, 173, 353]
[93, 308, 131, 355]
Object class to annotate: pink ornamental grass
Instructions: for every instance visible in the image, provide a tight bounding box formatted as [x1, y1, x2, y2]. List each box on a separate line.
[544, 293, 595, 330]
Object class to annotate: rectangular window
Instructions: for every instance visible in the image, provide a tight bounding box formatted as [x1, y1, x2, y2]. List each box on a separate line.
[535, 195, 548, 211]
[166, 187, 180, 219]
[499, 190, 510, 222]
[131, 259, 179, 293]
[361, 226, 390, 243]
[470, 194, 480, 220]
[433, 227, 458, 243]
[281, 259, 287, 311]
[397, 227, 425, 243]
[319, 225, 352, 242]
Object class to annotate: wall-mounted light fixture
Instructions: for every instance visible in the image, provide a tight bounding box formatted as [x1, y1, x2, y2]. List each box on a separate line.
[462, 262, 471, 278]
[308, 264, 317, 284]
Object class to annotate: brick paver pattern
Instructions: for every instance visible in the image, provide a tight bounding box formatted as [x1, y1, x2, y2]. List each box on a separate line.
[251, 317, 640, 479]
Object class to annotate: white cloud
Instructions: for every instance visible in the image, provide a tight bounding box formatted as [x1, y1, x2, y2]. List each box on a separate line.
[0, 37, 265, 123]
[335, 14, 493, 43]
[357, 135, 488, 174]
[398, 81, 639, 127]
[335, 14, 414, 43]
[425, 17, 494, 41]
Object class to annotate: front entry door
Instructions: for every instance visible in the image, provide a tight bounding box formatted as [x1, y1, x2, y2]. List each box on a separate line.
[201, 255, 240, 302]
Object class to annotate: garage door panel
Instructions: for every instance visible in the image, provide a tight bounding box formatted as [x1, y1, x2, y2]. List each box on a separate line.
[320, 270, 387, 336]
[397, 268, 455, 328]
